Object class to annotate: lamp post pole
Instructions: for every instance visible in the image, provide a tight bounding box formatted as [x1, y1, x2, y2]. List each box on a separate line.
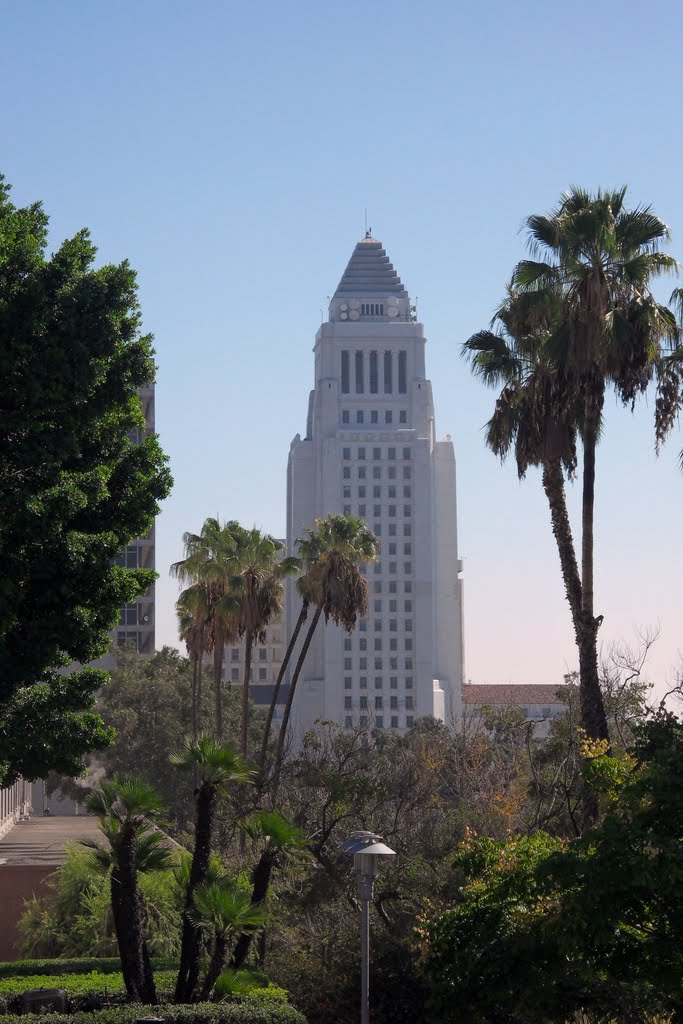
[341, 831, 396, 1024]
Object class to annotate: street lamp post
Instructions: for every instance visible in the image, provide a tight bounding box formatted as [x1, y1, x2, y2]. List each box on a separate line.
[341, 831, 396, 1024]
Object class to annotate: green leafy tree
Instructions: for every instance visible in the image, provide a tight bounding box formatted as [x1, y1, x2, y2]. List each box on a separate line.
[84, 777, 172, 1005]
[88, 647, 197, 828]
[423, 711, 683, 1023]
[170, 736, 253, 1004]
[0, 175, 172, 786]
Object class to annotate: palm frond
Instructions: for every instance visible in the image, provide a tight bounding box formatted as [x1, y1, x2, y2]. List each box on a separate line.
[243, 810, 306, 853]
[191, 879, 264, 936]
[170, 735, 253, 786]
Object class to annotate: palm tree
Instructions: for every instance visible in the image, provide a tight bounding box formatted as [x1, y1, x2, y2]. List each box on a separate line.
[270, 515, 378, 793]
[510, 187, 679, 744]
[191, 877, 265, 999]
[171, 518, 243, 740]
[464, 289, 584, 680]
[231, 810, 306, 970]
[225, 528, 299, 758]
[176, 584, 211, 739]
[170, 736, 253, 1004]
[84, 777, 170, 1005]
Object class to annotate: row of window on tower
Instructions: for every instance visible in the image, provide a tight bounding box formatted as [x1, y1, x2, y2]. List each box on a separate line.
[343, 446, 411, 460]
[345, 715, 414, 731]
[342, 408, 409, 425]
[341, 350, 408, 394]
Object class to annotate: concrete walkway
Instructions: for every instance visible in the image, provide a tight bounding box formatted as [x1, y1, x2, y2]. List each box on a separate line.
[0, 815, 102, 866]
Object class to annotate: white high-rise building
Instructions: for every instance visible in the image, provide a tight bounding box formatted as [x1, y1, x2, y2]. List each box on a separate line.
[286, 233, 464, 735]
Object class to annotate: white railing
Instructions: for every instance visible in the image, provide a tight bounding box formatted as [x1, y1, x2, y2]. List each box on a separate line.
[0, 779, 32, 840]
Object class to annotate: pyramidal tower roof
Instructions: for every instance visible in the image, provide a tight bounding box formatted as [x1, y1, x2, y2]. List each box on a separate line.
[333, 233, 409, 298]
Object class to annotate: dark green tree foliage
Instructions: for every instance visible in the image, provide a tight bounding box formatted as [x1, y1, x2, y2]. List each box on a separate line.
[423, 711, 683, 1023]
[0, 176, 172, 784]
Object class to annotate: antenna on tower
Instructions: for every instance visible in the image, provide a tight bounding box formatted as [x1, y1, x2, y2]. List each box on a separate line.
[364, 208, 367, 233]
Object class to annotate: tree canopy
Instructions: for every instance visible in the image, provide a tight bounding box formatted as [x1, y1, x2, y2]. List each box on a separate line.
[0, 175, 172, 784]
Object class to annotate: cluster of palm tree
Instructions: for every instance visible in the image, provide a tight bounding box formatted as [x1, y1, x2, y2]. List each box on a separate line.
[81, 513, 378, 1006]
[172, 513, 377, 785]
[464, 187, 683, 778]
[85, 739, 305, 1005]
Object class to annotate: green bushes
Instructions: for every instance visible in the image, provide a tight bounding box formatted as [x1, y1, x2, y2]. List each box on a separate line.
[0, 969, 177, 1014]
[214, 970, 287, 1004]
[0, 1005, 306, 1024]
[0, 967, 293, 1018]
[19, 844, 180, 959]
[0, 957, 176, 978]
[0, 968, 177, 997]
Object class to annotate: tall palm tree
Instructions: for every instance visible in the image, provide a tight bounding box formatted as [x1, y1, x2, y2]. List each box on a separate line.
[176, 584, 211, 739]
[464, 289, 584, 685]
[225, 528, 299, 758]
[171, 518, 243, 740]
[84, 777, 170, 1005]
[510, 187, 679, 744]
[170, 736, 253, 1004]
[270, 515, 378, 793]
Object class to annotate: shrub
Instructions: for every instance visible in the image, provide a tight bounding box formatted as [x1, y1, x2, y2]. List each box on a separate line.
[0, 970, 292, 1016]
[0, 957, 176, 978]
[0, 969, 177, 1013]
[214, 970, 287, 1004]
[0, 1002, 307, 1024]
[18, 844, 181, 959]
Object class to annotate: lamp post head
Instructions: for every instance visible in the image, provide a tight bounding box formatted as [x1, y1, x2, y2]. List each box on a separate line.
[341, 831, 396, 891]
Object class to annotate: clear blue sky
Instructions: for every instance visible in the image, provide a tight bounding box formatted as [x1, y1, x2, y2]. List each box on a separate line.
[3, 0, 682, 698]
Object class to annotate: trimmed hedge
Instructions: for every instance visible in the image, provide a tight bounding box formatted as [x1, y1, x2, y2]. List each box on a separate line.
[0, 1002, 307, 1024]
[0, 957, 176, 978]
[0, 968, 177, 998]
[0, 970, 179, 1014]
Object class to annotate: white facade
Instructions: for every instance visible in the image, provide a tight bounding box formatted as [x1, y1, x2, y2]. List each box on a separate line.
[286, 234, 464, 736]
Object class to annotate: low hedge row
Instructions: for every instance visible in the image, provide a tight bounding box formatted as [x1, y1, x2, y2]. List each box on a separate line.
[0, 1002, 307, 1024]
[0, 957, 176, 978]
[0, 968, 177, 998]
[0, 970, 178, 1014]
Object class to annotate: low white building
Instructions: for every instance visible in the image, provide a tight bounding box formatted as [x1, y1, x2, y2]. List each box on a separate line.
[462, 683, 568, 738]
[286, 233, 465, 737]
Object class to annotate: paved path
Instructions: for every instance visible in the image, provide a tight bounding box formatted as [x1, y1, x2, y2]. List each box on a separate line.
[0, 815, 102, 866]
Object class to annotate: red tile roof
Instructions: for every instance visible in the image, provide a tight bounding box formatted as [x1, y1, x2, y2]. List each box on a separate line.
[462, 683, 567, 706]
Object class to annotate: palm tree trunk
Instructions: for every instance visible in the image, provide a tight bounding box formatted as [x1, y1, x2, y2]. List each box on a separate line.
[175, 782, 216, 1004]
[191, 653, 198, 740]
[258, 602, 309, 783]
[579, 399, 609, 747]
[578, 397, 610, 830]
[231, 853, 274, 970]
[199, 933, 228, 1001]
[111, 870, 142, 1002]
[272, 604, 323, 798]
[542, 460, 582, 632]
[114, 829, 157, 1004]
[241, 630, 254, 758]
[213, 620, 225, 740]
[197, 628, 204, 732]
